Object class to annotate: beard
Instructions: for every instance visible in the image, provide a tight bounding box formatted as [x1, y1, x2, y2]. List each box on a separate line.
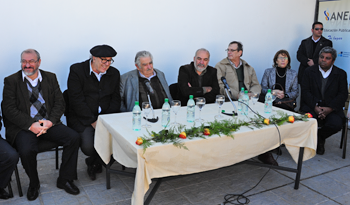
[22, 66, 38, 76]
[194, 63, 207, 73]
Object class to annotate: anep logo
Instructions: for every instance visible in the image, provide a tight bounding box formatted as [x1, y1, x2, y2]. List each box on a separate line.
[324, 9, 330, 21]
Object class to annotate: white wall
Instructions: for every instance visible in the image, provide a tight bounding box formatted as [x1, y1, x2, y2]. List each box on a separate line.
[0, 0, 316, 135]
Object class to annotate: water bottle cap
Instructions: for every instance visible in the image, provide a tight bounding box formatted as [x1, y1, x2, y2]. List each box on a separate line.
[189, 95, 193, 99]
[267, 89, 271, 93]
[222, 110, 225, 113]
[244, 90, 248, 94]
[135, 101, 139, 105]
[164, 98, 168, 102]
[241, 87, 244, 91]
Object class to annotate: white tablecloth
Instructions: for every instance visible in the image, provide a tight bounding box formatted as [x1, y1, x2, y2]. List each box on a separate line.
[95, 102, 317, 205]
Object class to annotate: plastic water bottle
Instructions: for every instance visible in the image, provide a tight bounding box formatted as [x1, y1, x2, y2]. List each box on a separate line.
[242, 90, 249, 115]
[187, 95, 195, 122]
[132, 101, 141, 131]
[264, 89, 273, 113]
[161, 98, 171, 127]
[238, 87, 244, 111]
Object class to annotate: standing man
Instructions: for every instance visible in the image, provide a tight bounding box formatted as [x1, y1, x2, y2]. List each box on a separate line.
[177, 48, 220, 105]
[216, 41, 261, 100]
[297, 22, 333, 83]
[67, 45, 121, 180]
[301, 47, 347, 155]
[0, 115, 19, 200]
[2, 49, 80, 201]
[120, 50, 173, 112]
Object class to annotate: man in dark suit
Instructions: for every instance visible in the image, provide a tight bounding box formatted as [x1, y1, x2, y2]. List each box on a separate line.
[0, 115, 19, 200]
[301, 47, 347, 155]
[177, 48, 220, 105]
[297, 22, 333, 83]
[2, 49, 80, 201]
[67, 45, 120, 181]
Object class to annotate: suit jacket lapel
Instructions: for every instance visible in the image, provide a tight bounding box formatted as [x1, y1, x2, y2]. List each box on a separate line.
[18, 73, 31, 114]
[40, 71, 50, 110]
[324, 66, 337, 92]
[312, 67, 323, 96]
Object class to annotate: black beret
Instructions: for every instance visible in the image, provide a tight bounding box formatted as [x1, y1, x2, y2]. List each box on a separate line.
[90, 45, 117, 57]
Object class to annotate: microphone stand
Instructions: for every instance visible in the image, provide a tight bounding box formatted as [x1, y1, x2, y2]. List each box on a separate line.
[224, 88, 238, 116]
[147, 94, 155, 119]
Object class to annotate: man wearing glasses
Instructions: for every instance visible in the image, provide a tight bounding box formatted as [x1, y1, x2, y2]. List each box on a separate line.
[297, 22, 333, 83]
[216, 41, 261, 100]
[67, 45, 121, 180]
[2, 49, 80, 200]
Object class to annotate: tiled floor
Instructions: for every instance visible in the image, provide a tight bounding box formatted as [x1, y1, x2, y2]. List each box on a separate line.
[2, 131, 350, 205]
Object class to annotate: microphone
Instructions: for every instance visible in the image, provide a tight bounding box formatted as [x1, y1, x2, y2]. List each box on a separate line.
[144, 81, 154, 95]
[221, 77, 231, 92]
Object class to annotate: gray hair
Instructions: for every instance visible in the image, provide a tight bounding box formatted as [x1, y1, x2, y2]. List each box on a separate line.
[135, 51, 153, 68]
[319, 46, 337, 61]
[21, 49, 41, 61]
[195, 48, 210, 59]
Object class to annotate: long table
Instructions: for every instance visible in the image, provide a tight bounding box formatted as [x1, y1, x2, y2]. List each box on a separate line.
[95, 102, 317, 205]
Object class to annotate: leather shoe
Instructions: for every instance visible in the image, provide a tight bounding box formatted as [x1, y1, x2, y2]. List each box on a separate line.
[258, 152, 278, 166]
[27, 184, 40, 201]
[317, 144, 325, 155]
[57, 179, 80, 195]
[0, 188, 10, 200]
[94, 162, 102, 174]
[86, 158, 96, 180]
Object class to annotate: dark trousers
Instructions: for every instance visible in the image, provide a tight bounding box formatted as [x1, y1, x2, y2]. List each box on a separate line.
[310, 111, 343, 144]
[80, 126, 101, 166]
[0, 137, 19, 188]
[14, 124, 80, 187]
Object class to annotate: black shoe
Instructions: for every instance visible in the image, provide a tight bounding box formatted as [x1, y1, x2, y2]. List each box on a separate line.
[317, 144, 325, 155]
[86, 158, 96, 180]
[0, 188, 10, 200]
[27, 184, 40, 201]
[258, 152, 278, 166]
[57, 179, 80, 195]
[93, 162, 102, 174]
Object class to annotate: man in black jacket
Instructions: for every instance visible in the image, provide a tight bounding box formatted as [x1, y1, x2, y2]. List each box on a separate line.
[67, 45, 121, 180]
[301, 47, 347, 155]
[177, 48, 220, 105]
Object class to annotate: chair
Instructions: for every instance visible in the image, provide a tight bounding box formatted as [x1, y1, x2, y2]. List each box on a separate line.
[169, 83, 178, 100]
[339, 84, 350, 159]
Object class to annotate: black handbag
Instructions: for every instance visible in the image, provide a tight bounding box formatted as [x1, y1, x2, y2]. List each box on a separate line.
[258, 83, 296, 111]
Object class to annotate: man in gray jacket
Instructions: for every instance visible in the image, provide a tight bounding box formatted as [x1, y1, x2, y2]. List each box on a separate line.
[216, 41, 261, 100]
[120, 51, 173, 112]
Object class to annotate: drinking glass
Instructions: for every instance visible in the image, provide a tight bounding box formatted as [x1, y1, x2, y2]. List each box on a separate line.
[251, 93, 260, 106]
[195, 97, 206, 123]
[271, 91, 277, 102]
[142, 102, 151, 128]
[215, 95, 225, 120]
[171, 100, 181, 126]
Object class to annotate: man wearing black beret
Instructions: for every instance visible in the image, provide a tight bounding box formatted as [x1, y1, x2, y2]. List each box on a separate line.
[67, 45, 121, 180]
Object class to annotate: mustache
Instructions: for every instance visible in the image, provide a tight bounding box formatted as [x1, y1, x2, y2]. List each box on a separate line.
[197, 64, 205, 67]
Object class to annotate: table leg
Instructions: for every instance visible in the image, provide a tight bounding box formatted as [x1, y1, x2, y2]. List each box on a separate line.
[144, 178, 163, 205]
[106, 157, 115, 189]
[294, 147, 304, 189]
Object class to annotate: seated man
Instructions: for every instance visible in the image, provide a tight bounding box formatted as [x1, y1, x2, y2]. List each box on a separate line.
[301, 46, 348, 155]
[67, 45, 121, 180]
[2, 49, 80, 201]
[120, 50, 173, 112]
[216, 41, 261, 100]
[177, 48, 220, 105]
[0, 115, 19, 200]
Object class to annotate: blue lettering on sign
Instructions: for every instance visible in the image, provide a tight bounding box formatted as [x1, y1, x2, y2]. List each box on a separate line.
[332, 36, 343, 41]
[328, 35, 332, 40]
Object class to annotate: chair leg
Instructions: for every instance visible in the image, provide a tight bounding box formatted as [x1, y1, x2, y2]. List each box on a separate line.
[340, 126, 345, 149]
[342, 119, 348, 159]
[7, 179, 13, 198]
[15, 165, 23, 197]
[55, 147, 59, 170]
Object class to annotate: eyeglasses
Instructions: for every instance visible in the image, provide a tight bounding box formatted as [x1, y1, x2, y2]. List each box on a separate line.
[314, 28, 323, 31]
[225, 49, 238, 53]
[99, 57, 114, 64]
[20, 59, 39, 64]
[278, 57, 288, 61]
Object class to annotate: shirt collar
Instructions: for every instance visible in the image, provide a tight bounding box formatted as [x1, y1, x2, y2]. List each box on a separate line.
[90, 59, 106, 81]
[138, 70, 156, 81]
[228, 58, 242, 69]
[312, 36, 321, 43]
[22, 70, 42, 83]
[318, 65, 333, 78]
